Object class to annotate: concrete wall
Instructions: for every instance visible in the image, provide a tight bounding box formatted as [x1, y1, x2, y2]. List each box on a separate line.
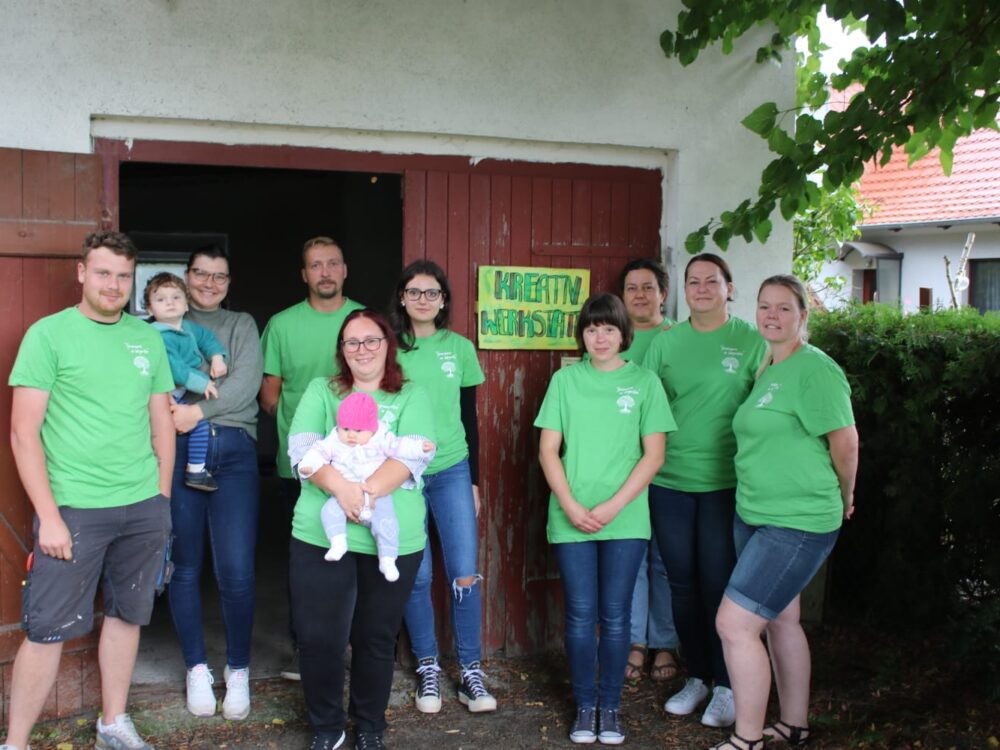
[817, 223, 1000, 311]
[0, 0, 794, 320]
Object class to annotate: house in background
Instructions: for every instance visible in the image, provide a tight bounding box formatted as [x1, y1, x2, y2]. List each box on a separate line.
[817, 125, 1000, 312]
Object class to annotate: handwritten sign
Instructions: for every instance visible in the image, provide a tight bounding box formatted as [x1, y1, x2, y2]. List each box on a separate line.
[477, 265, 590, 350]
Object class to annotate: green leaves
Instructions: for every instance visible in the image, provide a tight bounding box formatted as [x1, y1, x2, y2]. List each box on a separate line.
[660, 0, 1000, 256]
[741, 101, 779, 136]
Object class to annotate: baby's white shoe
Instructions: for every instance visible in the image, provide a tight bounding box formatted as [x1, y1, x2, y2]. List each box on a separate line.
[379, 556, 400, 582]
[324, 534, 348, 561]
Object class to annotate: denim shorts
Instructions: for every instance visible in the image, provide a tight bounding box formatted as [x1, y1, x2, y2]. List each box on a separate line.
[725, 514, 839, 621]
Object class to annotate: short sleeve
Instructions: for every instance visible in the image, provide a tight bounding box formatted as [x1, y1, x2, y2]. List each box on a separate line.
[638, 373, 677, 436]
[394, 384, 437, 445]
[260, 318, 283, 378]
[290, 377, 336, 438]
[9, 322, 57, 391]
[798, 362, 854, 437]
[459, 337, 485, 387]
[533, 371, 564, 432]
[149, 335, 175, 394]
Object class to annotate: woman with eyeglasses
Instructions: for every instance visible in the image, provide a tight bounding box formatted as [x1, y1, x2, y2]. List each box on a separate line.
[167, 246, 263, 721]
[390, 260, 497, 715]
[288, 309, 436, 750]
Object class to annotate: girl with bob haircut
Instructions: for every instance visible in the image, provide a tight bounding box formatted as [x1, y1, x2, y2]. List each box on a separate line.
[535, 293, 676, 745]
[712, 275, 858, 750]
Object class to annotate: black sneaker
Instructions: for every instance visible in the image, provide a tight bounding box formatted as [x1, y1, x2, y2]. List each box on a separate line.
[598, 708, 625, 745]
[458, 661, 497, 712]
[355, 731, 385, 750]
[184, 469, 218, 491]
[414, 657, 442, 713]
[570, 706, 598, 744]
[308, 731, 345, 750]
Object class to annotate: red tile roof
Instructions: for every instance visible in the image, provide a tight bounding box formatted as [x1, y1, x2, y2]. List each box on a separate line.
[859, 126, 1000, 226]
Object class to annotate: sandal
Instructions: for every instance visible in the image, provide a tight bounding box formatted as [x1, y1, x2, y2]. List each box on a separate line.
[624, 644, 647, 681]
[764, 719, 811, 746]
[650, 649, 679, 682]
[710, 733, 765, 750]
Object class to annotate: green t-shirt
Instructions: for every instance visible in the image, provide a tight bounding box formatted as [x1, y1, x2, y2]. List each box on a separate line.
[397, 329, 485, 474]
[621, 320, 674, 365]
[643, 317, 767, 491]
[261, 298, 365, 477]
[290, 377, 436, 555]
[732, 344, 854, 534]
[534, 360, 677, 543]
[8, 307, 174, 509]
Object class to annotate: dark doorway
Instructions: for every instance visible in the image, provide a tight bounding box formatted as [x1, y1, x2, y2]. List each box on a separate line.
[119, 162, 403, 682]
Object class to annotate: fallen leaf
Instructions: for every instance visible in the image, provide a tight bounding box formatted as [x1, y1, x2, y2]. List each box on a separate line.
[272, 718, 285, 726]
[986, 737, 998, 748]
[56, 743, 73, 750]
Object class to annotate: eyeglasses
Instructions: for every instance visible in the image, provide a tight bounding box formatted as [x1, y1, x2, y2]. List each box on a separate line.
[190, 268, 231, 284]
[403, 288, 442, 301]
[342, 337, 385, 353]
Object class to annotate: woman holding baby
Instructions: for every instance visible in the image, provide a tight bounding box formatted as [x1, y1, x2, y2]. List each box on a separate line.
[287, 308, 436, 750]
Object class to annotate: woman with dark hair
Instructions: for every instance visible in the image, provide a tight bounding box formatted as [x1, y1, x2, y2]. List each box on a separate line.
[391, 260, 496, 714]
[167, 245, 263, 721]
[618, 258, 681, 685]
[642, 253, 767, 729]
[288, 309, 436, 750]
[536, 293, 675, 745]
[712, 275, 857, 750]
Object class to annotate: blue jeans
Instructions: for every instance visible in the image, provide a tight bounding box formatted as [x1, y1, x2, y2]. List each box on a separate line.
[649, 485, 736, 687]
[403, 458, 482, 666]
[728, 515, 839, 621]
[628, 534, 679, 648]
[168, 425, 260, 669]
[553, 538, 646, 710]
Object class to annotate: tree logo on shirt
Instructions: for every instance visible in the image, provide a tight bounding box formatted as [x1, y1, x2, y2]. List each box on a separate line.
[755, 383, 780, 408]
[133, 355, 151, 377]
[721, 356, 740, 373]
[617, 395, 636, 414]
[441, 361, 457, 378]
[380, 404, 398, 424]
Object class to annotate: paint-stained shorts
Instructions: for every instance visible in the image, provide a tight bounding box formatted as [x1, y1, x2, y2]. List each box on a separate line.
[22, 494, 171, 643]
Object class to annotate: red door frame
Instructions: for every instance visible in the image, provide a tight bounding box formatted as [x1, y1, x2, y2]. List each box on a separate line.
[95, 137, 663, 656]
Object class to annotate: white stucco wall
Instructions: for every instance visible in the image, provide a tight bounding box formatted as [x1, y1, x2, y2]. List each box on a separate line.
[0, 0, 794, 320]
[817, 223, 1000, 311]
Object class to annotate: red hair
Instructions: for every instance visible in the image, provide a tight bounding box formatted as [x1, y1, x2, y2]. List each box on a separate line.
[332, 309, 405, 395]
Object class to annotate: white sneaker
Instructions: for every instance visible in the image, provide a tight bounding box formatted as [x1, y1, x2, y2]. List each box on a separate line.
[222, 665, 251, 720]
[700, 685, 735, 727]
[414, 657, 442, 713]
[664, 677, 709, 716]
[185, 663, 217, 717]
[95, 714, 152, 750]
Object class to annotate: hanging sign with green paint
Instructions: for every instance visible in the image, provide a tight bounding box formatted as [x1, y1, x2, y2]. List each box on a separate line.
[476, 265, 590, 350]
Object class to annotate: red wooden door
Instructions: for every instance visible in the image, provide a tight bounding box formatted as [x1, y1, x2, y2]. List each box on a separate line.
[403, 164, 661, 655]
[0, 148, 104, 718]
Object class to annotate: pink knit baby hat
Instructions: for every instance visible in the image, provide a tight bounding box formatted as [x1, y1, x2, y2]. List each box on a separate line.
[337, 391, 379, 432]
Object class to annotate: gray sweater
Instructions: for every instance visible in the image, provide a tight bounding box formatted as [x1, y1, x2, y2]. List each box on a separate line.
[185, 307, 263, 440]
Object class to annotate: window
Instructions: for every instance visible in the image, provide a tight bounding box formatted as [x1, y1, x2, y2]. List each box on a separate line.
[970, 260, 1000, 313]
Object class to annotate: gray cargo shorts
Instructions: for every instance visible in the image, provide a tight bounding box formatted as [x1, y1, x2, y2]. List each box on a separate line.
[23, 494, 171, 643]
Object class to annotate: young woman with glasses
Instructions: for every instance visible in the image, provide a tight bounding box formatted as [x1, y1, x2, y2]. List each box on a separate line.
[168, 245, 263, 721]
[390, 260, 497, 715]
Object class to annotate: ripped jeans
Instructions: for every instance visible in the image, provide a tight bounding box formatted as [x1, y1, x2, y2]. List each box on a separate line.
[403, 458, 483, 667]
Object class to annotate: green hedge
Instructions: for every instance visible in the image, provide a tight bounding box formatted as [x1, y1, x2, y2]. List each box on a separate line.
[810, 305, 1000, 625]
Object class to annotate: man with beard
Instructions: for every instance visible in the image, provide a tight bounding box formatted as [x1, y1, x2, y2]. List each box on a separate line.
[260, 236, 363, 679]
